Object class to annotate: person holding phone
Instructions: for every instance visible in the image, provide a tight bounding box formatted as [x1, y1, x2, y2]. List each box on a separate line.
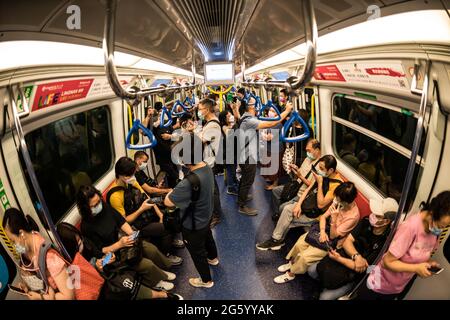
[307, 198, 398, 300]
[2, 208, 75, 300]
[357, 191, 450, 300]
[57, 223, 183, 300]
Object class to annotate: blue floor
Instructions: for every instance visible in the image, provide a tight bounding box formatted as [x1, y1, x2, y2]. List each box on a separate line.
[171, 170, 318, 300]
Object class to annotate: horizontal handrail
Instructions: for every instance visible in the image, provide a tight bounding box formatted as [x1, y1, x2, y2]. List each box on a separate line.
[103, 0, 198, 100]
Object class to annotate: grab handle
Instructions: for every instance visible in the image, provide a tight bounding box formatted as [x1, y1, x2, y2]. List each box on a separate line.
[160, 106, 173, 128]
[281, 111, 310, 143]
[257, 101, 281, 121]
[126, 119, 157, 149]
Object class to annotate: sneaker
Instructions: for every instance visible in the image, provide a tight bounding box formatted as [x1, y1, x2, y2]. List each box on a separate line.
[165, 292, 184, 300]
[153, 280, 174, 291]
[189, 277, 214, 288]
[274, 272, 295, 284]
[277, 262, 292, 273]
[210, 216, 221, 229]
[256, 238, 285, 251]
[226, 187, 238, 196]
[163, 270, 176, 281]
[207, 258, 219, 266]
[238, 206, 258, 216]
[172, 239, 185, 248]
[167, 255, 183, 266]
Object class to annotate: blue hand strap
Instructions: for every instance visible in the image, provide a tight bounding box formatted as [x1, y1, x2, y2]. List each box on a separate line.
[248, 93, 262, 111]
[171, 100, 188, 117]
[160, 106, 173, 128]
[183, 95, 195, 110]
[126, 119, 157, 149]
[281, 111, 311, 143]
[257, 100, 281, 121]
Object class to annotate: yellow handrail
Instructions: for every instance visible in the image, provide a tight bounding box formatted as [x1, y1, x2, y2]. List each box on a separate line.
[207, 85, 233, 112]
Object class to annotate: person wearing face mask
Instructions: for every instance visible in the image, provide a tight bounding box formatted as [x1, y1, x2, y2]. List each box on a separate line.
[257, 154, 340, 251]
[274, 182, 359, 284]
[107, 157, 183, 266]
[76, 185, 178, 293]
[267, 139, 321, 223]
[2, 208, 75, 300]
[197, 98, 224, 228]
[307, 198, 397, 300]
[56, 222, 183, 300]
[356, 191, 450, 300]
[219, 109, 238, 195]
[134, 151, 172, 196]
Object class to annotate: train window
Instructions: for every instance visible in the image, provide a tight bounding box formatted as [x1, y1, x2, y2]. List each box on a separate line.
[333, 123, 424, 204]
[333, 95, 420, 153]
[24, 106, 113, 223]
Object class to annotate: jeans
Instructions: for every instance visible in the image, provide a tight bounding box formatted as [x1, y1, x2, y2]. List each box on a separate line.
[212, 177, 223, 218]
[182, 226, 218, 283]
[271, 185, 299, 216]
[307, 262, 354, 300]
[238, 163, 257, 206]
[225, 164, 238, 190]
[272, 201, 315, 241]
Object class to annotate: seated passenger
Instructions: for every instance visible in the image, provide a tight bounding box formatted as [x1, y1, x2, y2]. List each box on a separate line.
[107, 157, 182, 265]
[57, 222, 183, 300]
[3, 208, 75, 300]
[274, 182, 360, 284]
[308, 198, 398, 300]
[357, 191, 450, 300]
[270, 139, 321, 221]
[76, 185, 176, 292]
[257, 155, 342, 251]
[134, 151, 172, 196]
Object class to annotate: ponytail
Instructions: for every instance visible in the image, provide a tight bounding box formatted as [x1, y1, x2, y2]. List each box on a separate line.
[2, 208, 39, 235]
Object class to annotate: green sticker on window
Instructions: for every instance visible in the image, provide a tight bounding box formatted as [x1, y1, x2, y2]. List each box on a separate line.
[354, 92, 377, 101]
[401, 109, 414, 116]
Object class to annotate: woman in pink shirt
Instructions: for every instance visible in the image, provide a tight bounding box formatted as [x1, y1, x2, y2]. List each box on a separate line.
[358, 191, 450, 300]
[3, 208, 74, 300]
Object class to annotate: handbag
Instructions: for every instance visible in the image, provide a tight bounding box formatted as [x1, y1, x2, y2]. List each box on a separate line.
[282, 144, 295, 174]
[305, 221, 339, 251]
[70, 252, 105, 300]
[279, 163, 316, 203]
[102, 262, 140, 300]
[118, 240, 143, 267]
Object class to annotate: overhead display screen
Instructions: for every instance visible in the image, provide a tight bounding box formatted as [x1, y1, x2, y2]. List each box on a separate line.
[204, 63, 235, 85]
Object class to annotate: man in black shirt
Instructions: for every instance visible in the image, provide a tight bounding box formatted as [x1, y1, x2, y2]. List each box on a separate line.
[134, 151, 172, 196]
[308, 197, 398, 300]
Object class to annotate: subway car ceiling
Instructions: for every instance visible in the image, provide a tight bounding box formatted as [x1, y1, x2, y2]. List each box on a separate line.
[1, 0, 450, 302]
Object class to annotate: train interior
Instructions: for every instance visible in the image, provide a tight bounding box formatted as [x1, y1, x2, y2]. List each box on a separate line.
[0, 0, 450, 300]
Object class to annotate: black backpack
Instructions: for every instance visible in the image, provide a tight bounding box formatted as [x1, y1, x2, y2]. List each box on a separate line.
[101, 262, 141, 300]
[163, 172, 201, 232]
[204, 119, 226, 170]
[106, 185, 156, 229]
[301, 178, 342, 219]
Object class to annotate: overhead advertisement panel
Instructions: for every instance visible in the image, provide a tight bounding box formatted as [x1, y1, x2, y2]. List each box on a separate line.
[204, 62, 235, 86]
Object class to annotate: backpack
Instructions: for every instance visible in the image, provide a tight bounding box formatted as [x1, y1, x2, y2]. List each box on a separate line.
[37, 243, 104, 300]
[301, 178, 342, 219]
[100, 262, 141, 300]
[106, 185, 156, 229]
[279, 162, 317, 203]
[204, 119, 226, 170]
[163, 172, 201, 232]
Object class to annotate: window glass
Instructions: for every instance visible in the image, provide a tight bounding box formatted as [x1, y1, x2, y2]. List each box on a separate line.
[24, 106, 113, 222]
[333, 96, 418, 151]
[334, 122, 422, 205]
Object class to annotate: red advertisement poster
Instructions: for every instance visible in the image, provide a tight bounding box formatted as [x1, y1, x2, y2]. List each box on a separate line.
[32, 79, 94, 111]
[365, 68, 405, 77]
[313, 65, 346, 82]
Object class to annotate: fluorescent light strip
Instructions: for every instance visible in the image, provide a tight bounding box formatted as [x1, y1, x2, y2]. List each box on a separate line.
[246, 9, 450, 74]
[0, 40, 203, 78]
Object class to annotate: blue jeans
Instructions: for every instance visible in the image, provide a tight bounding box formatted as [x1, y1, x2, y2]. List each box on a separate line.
[308, 262, 354, 300]
[226, 164, 238, 190]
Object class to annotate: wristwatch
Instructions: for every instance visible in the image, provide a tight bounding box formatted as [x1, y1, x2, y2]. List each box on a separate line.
[352, 253, 360, 261]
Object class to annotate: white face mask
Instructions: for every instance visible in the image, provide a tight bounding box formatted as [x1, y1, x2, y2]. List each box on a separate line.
[229, 115, 235, 125]
[91, 202, 103, 216]
[139, 162, 148, 171]
[15, 242, 27, 255]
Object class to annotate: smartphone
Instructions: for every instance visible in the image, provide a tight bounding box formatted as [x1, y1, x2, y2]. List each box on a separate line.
[102, 252, 113, 267]
[429, 266, 444, 275]
[130, 230, 140, 241]
[8, 285, 28, 296]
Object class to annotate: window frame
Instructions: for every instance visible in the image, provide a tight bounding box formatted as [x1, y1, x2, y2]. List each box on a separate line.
[22, 103, 116, 224]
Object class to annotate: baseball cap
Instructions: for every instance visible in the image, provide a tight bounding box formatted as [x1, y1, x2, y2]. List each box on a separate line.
[370, 197, 399, 218]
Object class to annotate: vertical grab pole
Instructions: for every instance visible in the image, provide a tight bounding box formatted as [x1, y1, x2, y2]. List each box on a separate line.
[7, 86, 71, 261]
